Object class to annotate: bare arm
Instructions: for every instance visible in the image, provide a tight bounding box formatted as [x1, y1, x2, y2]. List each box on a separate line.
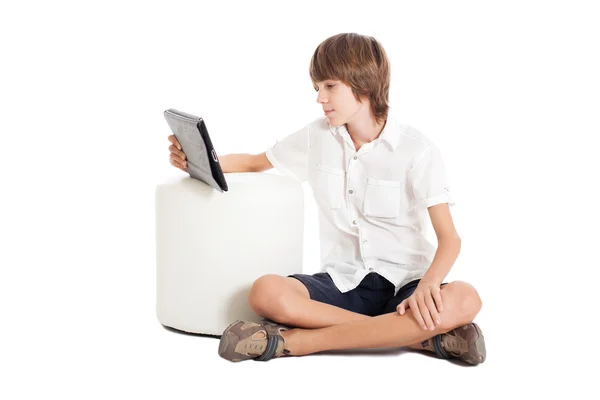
[219, 152, 273, 173]
[169, 135, 273, 173]
[421, 203, 461, 285]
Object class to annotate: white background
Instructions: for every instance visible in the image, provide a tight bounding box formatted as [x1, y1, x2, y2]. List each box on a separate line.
[1, 0, 598, 398]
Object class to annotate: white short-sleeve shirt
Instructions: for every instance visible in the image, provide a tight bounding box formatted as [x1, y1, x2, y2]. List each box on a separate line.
[265, 112, 454, 295]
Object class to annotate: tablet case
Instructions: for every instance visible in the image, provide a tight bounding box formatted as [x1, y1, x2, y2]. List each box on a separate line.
[164, 109, 228, 192]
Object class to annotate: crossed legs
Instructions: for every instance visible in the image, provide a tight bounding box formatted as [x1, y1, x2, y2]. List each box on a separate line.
[247, 274, 482, 356]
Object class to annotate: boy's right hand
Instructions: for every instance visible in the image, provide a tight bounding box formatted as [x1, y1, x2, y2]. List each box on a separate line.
[168, 135, 188, 172]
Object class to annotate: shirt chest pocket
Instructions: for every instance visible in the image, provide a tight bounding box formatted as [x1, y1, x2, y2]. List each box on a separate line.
[363, 178, 403, 218]
[315, 164, 345, 209]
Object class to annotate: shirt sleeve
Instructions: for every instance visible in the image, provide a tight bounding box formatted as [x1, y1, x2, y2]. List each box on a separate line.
[265, 122, 311, 183]
[409, 144, 455, 209]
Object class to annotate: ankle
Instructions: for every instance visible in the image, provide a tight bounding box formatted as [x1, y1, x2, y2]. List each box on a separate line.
[280, 329, 298, 356]
[407, 338, 437, 352]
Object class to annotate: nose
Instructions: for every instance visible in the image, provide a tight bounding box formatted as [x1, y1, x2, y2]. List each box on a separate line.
[316, 91, 328, 104]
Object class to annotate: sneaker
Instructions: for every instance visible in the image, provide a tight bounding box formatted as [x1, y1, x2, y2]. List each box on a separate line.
[432, 322, 486, 365]
[218, 320, 291, 362]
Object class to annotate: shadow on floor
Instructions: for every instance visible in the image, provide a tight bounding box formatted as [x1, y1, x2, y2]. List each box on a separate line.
[161, 324, 221, 339]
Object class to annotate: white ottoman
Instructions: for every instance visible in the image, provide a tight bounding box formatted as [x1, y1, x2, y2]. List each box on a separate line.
[155, 172, 304, 336]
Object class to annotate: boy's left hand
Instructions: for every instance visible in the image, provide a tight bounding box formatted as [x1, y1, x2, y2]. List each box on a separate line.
[397, 279, 443, 331]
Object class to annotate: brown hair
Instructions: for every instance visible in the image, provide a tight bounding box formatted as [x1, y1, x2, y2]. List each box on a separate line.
[309, 33, 391, 125]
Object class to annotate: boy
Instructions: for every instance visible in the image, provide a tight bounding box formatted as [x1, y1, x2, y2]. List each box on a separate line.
[167, 33, 486, 365]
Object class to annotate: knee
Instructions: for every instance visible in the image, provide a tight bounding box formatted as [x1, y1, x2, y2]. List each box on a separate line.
[248, 274, 289, 317]
[463, 282, 482, 319]
[456, 281, 482, 323]
[441, 281, 482, 329]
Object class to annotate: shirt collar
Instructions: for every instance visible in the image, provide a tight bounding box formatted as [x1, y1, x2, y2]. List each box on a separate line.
[328, 110, 400, 151]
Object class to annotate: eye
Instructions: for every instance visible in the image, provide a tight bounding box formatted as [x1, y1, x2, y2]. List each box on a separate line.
[314, 83, 335, 92]
[315, 84, 335, 92]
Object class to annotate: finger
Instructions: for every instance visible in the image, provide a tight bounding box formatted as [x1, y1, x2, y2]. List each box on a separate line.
[417, 294, 435, 331]
[425, 293, 441, 328]
[169, 157, 183, 170]
[170, 155, 187, 170]
[432, 287, 444, 314]
[408, 297, 426, 330]
[168, 135, 182, 150]
[169, 145, 187, 162]
[170, 153, 184, 166]
[397, 300, 406, 315]
[398, 299, 412, 314]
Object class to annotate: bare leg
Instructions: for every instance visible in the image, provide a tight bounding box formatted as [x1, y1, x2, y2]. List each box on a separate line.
[248, 274, 372, 328]
[278, 281, 482, 356]
[247, 275, 463, 352]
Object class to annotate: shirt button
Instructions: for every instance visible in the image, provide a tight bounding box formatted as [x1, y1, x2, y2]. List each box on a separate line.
[352, 220, 357, 225]
[363, 239, 368, 243]
[369, 267, 374, 271]
[353, 156, 358, 160]
[349, 189, 353, 194]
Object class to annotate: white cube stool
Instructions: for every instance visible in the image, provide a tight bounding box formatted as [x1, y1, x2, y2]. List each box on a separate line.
[155, 172, 304, 336]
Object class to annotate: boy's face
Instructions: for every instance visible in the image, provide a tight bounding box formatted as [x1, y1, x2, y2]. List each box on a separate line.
[315, 80, 367, 126]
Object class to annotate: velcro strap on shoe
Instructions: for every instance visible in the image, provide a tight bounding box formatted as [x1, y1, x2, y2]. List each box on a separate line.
[255, 334, 281, 361]
[433, 334, 450, 359]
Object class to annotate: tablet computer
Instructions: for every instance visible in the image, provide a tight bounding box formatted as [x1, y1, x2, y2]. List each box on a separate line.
[164, 108, 228, 192]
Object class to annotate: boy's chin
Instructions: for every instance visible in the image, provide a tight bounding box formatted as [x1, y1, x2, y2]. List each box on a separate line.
[327, 115, 345, 127]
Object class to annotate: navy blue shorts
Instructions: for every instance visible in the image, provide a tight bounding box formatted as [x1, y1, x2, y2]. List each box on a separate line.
[289, 271, 448, 317]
